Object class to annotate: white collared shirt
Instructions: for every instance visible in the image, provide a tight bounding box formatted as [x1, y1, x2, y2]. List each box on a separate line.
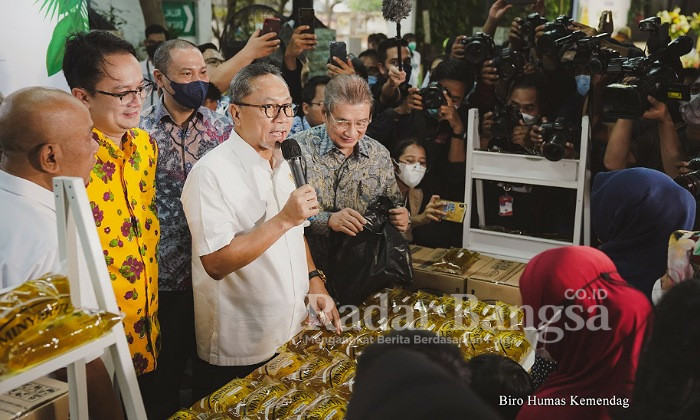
[181, 131, 309, 366]
[0, 170, 60, 289]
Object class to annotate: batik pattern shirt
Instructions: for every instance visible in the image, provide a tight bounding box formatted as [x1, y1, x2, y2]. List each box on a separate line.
[141, 103, 232, 291]
[89, 127, 160, 375]
[289, 124, 402, 269]
[289, 115, 311, 136]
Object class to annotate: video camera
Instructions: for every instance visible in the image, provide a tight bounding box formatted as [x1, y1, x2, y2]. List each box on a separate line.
[537, 15, 575, 56]
[540, 117, 578, 161]
[601, 36, 692, 119]
[567, 33, 622, 74]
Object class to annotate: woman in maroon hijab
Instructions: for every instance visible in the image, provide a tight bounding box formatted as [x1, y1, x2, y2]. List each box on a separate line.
[517, 246, 652, 420]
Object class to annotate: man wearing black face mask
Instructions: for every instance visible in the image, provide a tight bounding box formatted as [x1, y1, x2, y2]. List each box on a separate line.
[140, 39, 233, 416]
[141, 24, 169, 109]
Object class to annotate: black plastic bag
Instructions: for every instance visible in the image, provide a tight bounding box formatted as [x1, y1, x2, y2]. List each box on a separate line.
[326, 196, 414, 306]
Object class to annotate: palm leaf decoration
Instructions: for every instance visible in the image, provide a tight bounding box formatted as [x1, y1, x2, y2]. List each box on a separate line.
[34, 0, 89, 76]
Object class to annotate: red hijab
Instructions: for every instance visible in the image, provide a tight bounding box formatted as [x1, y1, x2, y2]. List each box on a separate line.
[517, 246, 652, 420]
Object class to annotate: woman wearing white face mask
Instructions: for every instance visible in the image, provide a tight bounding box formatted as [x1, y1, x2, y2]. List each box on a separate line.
[391, 139, 447, 241]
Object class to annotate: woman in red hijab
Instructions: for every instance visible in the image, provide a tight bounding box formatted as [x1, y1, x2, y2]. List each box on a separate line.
[517, 246, 652, 420]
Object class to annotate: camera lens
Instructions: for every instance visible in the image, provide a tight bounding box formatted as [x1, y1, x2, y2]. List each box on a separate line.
[588, 55, 606, 74]
[499, 62, 517, 79]
[688, 157, 700, 171]
[465, 43, 486, 64]
[675, 171, 700, 197]
[602, 84, 647, 119]
[421, 85, 446, 110]
[542, 133, 567, 161]
[491, 118, 512, 139]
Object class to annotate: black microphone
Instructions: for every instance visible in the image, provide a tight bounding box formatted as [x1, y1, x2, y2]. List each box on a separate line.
[665, 36, 693, 58]
[281, 139, 306, 188]
[382, 0, 412, 72]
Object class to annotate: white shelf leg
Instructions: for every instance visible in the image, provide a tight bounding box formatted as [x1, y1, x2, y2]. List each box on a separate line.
[67, 359, 89, 418]
[53, 177, 147, 420]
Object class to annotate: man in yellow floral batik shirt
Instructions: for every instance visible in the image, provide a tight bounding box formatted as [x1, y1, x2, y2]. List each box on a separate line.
[63, 31, 163, 417]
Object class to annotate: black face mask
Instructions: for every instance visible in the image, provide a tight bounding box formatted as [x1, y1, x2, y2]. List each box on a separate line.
[403, 61, 412, 86]
[146, 42, 163, 61]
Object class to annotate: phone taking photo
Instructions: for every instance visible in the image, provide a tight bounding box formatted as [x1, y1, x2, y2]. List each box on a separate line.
[328, 41, 347, 65]
[298, 8, 315, 34]
[261, 17, 281, 38]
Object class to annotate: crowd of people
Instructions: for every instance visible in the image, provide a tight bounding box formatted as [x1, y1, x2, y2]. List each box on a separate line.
[1, 0, 700, 418]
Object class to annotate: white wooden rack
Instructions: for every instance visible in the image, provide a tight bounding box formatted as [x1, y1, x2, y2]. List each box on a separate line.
[462, 108, 591, 261]
[0, 177, 146, 419]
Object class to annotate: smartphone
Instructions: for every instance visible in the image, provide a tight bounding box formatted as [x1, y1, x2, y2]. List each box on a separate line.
[505, 0, 536, 4]
[441, 200, 467, 223]
[328, 41, 347, 65]
[261, 17, 281, 38]
[298, 8, 315, 34]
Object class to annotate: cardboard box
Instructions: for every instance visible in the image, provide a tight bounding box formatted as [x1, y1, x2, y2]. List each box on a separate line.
[411, 247, 493, 295]
[469, 259, 525, 283]
[409, 246, 446, 266]
[467, 264, 525, 306]
[0, 377, 69, 420]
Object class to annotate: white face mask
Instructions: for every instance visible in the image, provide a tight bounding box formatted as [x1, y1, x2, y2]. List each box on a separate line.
[521, 113, 538, 125]
[397, 162, 426, 188]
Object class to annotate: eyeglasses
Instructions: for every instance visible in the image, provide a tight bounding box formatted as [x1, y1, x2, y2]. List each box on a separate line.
[95, 82, 154, 105]
[308, 101, 324, 107]
[234, 102, 297, 118]
[327, 113, 371, 131]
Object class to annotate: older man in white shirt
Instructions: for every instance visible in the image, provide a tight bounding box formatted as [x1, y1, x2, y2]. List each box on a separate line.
[181, 62, 341, 401]
[0, 87, 98, 287]
[0, 87, 123, 420]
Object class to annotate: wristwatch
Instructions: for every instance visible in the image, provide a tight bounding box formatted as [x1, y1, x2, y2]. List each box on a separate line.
[309, 269, 327, 283]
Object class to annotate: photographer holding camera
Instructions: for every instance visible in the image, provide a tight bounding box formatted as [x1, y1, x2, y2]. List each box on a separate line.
[603, 80, 686, 178]
[480, 75, 546, 151]
[366, 58, 474, 247]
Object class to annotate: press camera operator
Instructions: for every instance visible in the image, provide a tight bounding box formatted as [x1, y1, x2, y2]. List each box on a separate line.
[603, 87, 686, 178]
[480, 75, 549, 152]
[601, 33, 696, 179]
[366, 58, 474, 247]
[478, 74, 577, 238]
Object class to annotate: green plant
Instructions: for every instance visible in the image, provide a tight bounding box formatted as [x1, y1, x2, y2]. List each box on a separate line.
[95, 5, 128, 28]
[35, 0, 89, 77]
[348, 0, 382, 13]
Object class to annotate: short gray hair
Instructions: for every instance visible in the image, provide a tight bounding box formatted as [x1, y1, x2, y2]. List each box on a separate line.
[323, 75, 374, 114]
[153, 39, 198, 74]
[229, 62, 286, 103]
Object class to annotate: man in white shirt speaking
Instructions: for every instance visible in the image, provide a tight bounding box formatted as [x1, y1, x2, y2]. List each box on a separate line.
[181, 62, 341, 400]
